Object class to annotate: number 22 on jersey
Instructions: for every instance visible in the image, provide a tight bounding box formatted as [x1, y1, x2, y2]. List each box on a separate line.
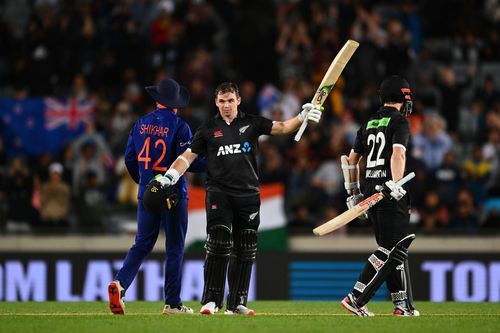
[137, 137, 167, 171]
[366, 132, 386, 168]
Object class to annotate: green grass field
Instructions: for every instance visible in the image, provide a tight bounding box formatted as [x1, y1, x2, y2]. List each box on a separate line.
[0, 301, 499, 333]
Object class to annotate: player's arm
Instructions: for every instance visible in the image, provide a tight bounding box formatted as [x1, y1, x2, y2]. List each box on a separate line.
[156, 124, 206, 187]
[156, 149, 199, 187]
[378, 118, 410, 200]
[270, 103, 322, 135]
[390, 146, 406, 182]
[341, 151, 368, 220]
[341, 126, 368, 219]
[124, 126, 140, 184]
[343, 150, 363, 194]
[175, 122, 207, 173]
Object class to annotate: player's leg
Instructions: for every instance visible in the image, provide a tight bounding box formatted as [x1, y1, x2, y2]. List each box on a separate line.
[342, 198, 415, 315]
[386, 259, 420, 316]
[225, 194, 260, 315]
[110, 200, 161, 314]
[378, 196, 419, 316]
[200, 191, 233, 314]
[162, 198, 193, 314]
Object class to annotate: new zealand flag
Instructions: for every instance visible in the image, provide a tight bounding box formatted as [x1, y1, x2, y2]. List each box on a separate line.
[0, 98, 94, 156]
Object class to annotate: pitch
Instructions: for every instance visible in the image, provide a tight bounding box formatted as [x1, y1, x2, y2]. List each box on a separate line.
[0, 301, 499, 333]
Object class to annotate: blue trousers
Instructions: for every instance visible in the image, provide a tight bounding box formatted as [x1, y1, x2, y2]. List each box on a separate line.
[115, 198, 188, 306]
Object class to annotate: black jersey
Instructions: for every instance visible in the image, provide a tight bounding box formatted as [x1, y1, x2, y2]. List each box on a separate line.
[353, 106, 410, 183]
[189, 111, 273, 196]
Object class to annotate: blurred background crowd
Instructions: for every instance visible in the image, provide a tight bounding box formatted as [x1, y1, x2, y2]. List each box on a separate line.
[1, 0, 500, 235]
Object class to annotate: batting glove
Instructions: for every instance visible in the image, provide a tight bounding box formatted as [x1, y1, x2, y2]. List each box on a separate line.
[298, 103, 323, 124]
[155, 169, 180, 187]
[346, 194, 368, 220]
[376, 180, 407, 201]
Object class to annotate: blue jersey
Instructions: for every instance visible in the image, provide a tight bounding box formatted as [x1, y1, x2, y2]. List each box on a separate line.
[124, 108, 205, 199]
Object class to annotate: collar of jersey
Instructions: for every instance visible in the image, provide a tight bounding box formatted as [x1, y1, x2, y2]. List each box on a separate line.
[154, 108, 177, 115]
[378, 106, 399, 114]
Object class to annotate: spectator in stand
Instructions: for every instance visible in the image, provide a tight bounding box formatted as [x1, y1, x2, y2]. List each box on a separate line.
[419, 190, 449, 233]
[311, 159, 343, 205]
[412, 113, 452, 171]
[482, 130, 500, 196]
[39, 162, 71, 230]
[109, 101, 136, 155]
[463, 146, 491, 204]
[448, 188, 479, 233]
[474, 75, 500, 111]
[5, 157, 38, 227]
[76, 170, 107, 232]
[436, 66, 475, 133]
[71, 124, 113, 195]
[433, 152, 463, 207]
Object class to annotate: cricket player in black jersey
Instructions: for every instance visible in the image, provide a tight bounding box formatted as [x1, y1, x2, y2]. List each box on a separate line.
[156, 82, 322, 315]
[340, 76, 420, 317]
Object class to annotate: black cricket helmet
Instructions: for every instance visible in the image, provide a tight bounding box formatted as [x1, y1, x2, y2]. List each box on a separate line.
[379, 75, 413, 116]
[143, 180, 179, 214]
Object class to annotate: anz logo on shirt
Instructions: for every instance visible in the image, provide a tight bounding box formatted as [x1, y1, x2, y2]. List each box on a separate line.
[217, 141, 251, 156]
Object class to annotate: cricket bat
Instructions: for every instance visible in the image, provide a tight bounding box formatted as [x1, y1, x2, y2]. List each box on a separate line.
[294, 39, 359, 142]
[313, 172, 415, 236]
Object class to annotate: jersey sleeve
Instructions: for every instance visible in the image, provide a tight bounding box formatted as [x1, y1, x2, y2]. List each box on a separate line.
[124, 124, 140, 184]
[174, 121, 193, 156]
[352, 126, 365, 155]
[189, 123, 208, 155]
[392, 116, 410, 150]
[175, 120, 207, 173]
[256, 116, 274, 136]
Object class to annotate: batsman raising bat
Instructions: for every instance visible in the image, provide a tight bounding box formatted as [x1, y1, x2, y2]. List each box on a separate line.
[339, 75, 420, 317]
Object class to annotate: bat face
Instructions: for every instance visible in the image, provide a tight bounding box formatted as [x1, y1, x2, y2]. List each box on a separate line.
[294, 39, 359, 142]
[314, 84, 334, 105]
[358, 192, 383, 208]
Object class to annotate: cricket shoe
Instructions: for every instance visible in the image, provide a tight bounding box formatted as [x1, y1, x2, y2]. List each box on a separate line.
[224, 305, 256, 315]
[340, 293, 375, 317]
[108, 280, 125, 315]
[393, 306, 420, 317]
[200, 301, 219, 315]
[162, 304, 194, 315]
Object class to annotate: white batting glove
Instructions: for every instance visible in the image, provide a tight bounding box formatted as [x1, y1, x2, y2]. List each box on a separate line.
[346, 194, 368, 220]
[156, 169, 180, 187]
[298, 103, 322, 124]
[376, 180, 407, 201]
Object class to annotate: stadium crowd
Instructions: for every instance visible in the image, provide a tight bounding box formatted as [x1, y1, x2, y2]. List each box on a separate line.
[1, 0, 500, 235]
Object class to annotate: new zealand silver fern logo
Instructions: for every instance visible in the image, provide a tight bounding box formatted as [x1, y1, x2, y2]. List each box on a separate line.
[239, 125, 250, 135]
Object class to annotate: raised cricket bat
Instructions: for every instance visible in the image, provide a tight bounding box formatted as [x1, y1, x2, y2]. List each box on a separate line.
[294, 39, 359, 142]
[313, 172, 415, 236]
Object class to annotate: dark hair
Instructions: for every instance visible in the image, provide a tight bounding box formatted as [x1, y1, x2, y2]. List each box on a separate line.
[215, 82, 240, 98]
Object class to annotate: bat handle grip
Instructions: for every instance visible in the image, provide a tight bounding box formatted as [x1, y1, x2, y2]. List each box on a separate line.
[294, 120, 308, 142]
[396, 172, 415, 186]
[374, 172, 416, 191]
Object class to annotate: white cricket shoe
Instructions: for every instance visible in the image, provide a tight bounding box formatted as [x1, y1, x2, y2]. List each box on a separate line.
[340, 293, 375, 317]
[393, 306, 420, 316]
[224, 305, 256, 315]
[162, 304, 194, 315]
[108, 280, 125, 315]
[200, 301, 219, 315]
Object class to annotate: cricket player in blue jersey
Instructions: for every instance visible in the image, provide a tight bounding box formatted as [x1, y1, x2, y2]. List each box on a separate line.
[108, 78, 205, 315]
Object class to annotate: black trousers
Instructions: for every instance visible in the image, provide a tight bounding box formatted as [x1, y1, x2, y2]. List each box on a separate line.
[368, 195, 410, 249]
[205, 191, 261, 233]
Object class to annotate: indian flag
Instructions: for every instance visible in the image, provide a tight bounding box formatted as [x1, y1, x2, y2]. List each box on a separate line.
[186, 183, 287, 251]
